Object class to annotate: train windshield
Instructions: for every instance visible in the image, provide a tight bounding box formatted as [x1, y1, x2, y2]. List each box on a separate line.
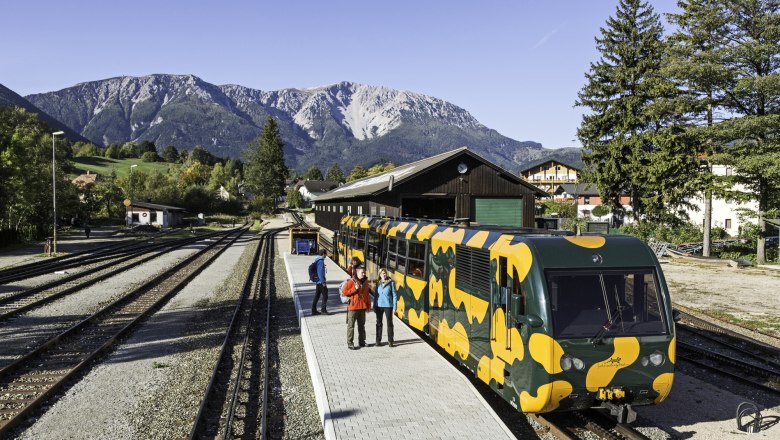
[546, 268, 668, 339]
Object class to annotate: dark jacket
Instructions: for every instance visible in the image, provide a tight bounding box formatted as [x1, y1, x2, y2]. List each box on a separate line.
[314, 256, 327, 285]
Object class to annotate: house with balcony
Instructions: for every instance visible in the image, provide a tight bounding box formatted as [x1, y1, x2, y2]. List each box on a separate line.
[519, 159, 581, 193]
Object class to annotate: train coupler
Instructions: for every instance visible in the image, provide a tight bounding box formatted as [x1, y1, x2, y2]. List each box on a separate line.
[602, 401, 637, 424]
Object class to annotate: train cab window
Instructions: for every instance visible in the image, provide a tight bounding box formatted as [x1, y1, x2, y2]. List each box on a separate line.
[407, 242, 426, 278]
[547, 268, 667, 339]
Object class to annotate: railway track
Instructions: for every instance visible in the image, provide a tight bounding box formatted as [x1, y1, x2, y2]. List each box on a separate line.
[532, 409, 652, 440]
[0, 227, 247, 437]
[674, 303, 780, 344]
[0, 229, 177, 285]
[675, 308, 780, 394]
[189, 222, 290, 439]
[0, 229, 229, 323]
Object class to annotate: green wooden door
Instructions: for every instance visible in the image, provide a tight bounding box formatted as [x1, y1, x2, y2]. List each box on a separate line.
[473, 198, 523, 227]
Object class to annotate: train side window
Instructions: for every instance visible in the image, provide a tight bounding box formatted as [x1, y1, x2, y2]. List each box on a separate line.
[396, 238, 407, 274]
[512, 267, 525, 316]
[499, 256, 508, 310]
[356, 229, 366, 251]
[407, 241, 426, 278]
[367, 230, 379, 262]
[387, 237, 397, 270]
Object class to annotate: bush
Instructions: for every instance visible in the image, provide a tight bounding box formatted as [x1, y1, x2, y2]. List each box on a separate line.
[592, 204, 610, 218]
[620, 222, 703, 245]
[141, 151, 161, 162]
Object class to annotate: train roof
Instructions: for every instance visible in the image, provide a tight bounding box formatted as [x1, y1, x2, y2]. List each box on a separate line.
[341, 215, 658, 268]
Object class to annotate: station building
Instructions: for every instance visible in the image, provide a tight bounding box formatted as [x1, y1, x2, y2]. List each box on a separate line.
[313, 147, 548, 231]
[126, 201, 185, 228]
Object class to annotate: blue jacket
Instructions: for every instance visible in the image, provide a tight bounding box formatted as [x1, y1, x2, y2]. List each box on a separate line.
[374, 279, 397, 309]
[314, 256, 327, 285]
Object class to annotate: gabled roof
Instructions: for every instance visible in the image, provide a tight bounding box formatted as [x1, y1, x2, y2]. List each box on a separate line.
[519, 158, 582, 174]
[72, 172, 99, 187]
[302, 180, 340, 193]
[316, 147, 548, 201]
[556, 183, 599, 196]
[128, 201, 186, 212]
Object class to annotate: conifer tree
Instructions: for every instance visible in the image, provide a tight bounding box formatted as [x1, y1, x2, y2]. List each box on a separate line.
[244, 117, 289, 211]
[304, 165, 324, 180]
[709, 0, 780, 264]
[665, 0, 732, 256]
[577, 0, 698, 224]
[326, 164, 345, 182]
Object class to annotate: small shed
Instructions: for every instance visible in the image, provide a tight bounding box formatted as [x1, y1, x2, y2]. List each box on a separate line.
[126, 201, 185, 228]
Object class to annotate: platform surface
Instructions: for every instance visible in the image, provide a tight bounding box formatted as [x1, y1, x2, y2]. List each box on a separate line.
[283, 252, 516, 440]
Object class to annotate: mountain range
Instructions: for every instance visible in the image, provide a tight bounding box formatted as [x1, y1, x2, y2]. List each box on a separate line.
[18, 74, 581, 172]
[0, 83, 91, 144]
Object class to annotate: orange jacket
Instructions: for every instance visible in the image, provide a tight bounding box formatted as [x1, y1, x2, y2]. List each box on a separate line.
[342, 276, 372, 311]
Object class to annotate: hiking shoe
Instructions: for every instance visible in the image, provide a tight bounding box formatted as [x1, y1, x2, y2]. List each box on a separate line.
[311, 310, 321, 315]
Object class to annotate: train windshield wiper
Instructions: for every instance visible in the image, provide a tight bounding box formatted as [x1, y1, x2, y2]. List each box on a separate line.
[592, 305, 627, 345]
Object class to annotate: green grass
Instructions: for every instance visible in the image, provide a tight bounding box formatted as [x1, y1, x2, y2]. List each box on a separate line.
[70, 156, 172, 178]
[705, 308, 780, 334]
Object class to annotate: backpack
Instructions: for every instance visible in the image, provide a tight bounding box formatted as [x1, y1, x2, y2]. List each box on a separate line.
[308, 260, 319, 283]
[339, 279, 357, 304]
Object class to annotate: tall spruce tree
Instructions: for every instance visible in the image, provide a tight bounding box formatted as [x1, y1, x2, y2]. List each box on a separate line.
[244, 117, 289, 211]
[577, 0, 698, 224]
[665, 0, 732, 256]
[711, 0, 780, 264]
[326, 164, 345, 183]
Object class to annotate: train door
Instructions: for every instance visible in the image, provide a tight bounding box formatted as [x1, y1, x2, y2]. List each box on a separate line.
[491, 256, 516, 363]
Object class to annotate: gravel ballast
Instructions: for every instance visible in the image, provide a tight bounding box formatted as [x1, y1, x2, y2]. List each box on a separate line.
[14, 233, 253, 439]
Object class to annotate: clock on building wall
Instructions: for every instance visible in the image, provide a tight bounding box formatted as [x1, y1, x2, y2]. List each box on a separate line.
[457, 162, 468, 174]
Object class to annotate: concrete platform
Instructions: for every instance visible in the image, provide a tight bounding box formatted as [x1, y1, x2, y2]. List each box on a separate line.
[283, 252, 516, 440]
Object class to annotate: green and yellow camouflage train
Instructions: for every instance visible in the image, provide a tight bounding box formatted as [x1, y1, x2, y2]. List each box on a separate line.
[337, 215, 676, 423]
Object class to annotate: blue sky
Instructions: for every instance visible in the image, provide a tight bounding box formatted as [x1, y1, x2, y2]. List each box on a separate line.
[1, 0, 679, 149]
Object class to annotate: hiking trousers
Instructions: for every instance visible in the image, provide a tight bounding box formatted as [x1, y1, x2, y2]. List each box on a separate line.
[347, 309, 366, 348]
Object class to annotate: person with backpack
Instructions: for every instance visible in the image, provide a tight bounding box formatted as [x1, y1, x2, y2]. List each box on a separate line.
[341, 265, 372, 350]
[374, 268, 397, 347]
[309, 249, 329, 315]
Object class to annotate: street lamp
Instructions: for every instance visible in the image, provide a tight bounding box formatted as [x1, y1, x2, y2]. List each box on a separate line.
[129, 164, 138, 227]
[51, 131, 64, 255]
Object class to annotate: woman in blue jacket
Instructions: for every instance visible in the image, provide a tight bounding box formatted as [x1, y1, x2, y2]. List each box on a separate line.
[374, 268, 397, 347]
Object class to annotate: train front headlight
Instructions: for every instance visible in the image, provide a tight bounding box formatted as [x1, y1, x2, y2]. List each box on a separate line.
[572, 357, 585, 370]
[560, 355, 573, 371]
[649, 351, 665, 366]
[640, 356, 649, 367]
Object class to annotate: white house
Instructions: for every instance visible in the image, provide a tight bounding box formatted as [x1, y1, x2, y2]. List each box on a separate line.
[299, 180, 340, 206]
[554, 183, 633, 221]
[126, 201, 186, 228]
[683, 165, 758, 237]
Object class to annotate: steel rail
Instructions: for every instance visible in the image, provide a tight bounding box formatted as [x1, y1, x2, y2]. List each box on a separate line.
[187, 230, 266, 439]
[674, 303, 780, 347]
[677, 325, 780, 372]
[0, 227, 247, 436]
[0, 229, 178, 284]
[260, 231, 275, 440]
[529, 414, 578, 440]
[678, 342, 780, 395]
[0, 229, 229, 322]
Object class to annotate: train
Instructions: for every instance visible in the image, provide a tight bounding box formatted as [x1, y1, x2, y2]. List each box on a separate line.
[335, 215, 676, 423]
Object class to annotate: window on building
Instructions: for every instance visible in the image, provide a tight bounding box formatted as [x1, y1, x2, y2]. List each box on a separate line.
[725, 219, 732, 229]
[726, 167, 732, 176]
[584, 196, 591, 204]
[371, 205, 377, 216]
[556, 166, 561, 171]
[379, 206, 386, 216]
[150, 212, 158, 223]
[340, 205, 344, 213]
[131, 213, 140, 223]
[358, 205, 363, 215]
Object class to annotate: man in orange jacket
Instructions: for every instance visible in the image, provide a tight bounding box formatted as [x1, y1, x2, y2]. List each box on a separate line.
[342, 265, 372, 350]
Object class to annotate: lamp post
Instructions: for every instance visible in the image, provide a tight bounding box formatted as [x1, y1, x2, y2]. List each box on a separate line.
[51, 131, 64, 255]
[129, 164, 138, 227]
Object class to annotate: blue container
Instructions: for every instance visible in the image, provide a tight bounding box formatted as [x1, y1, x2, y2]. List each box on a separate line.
[295, 239, 315, 254]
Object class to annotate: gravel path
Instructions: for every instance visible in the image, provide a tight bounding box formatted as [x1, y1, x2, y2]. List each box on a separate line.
[662, 259, 780, 338]
[13, 233, 252, 439]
